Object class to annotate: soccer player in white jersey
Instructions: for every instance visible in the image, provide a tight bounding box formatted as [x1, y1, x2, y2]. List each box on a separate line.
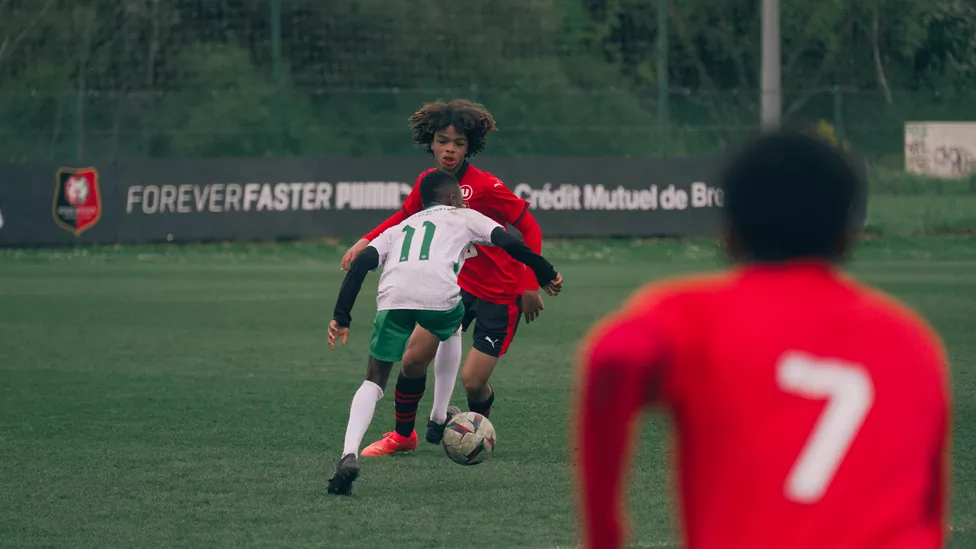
[325, 170, 564, 495]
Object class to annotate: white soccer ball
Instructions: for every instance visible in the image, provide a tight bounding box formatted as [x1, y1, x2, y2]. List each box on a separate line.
[441, 411, 496, 466]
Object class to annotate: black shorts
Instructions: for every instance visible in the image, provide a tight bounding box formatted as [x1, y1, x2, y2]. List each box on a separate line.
[460, 289, 523, 358]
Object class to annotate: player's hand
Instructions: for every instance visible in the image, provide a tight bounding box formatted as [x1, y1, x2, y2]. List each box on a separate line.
[543, 273, 563, 297]
[328, 320, 349, 349]
[522, 290, 544, 324]
[340, 238, 370, 271]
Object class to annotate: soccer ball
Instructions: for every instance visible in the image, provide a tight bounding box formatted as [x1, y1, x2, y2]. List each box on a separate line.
[441, 411, 496, 466]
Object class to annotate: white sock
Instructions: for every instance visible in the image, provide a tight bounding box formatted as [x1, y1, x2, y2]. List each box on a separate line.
[342, 380, 384, 456]
[430, 330, 463, 424]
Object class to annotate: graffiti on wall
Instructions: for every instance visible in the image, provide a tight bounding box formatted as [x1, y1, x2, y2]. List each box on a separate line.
[905, 122, 976, 179]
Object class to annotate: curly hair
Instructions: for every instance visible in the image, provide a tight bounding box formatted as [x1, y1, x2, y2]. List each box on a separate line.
[408, 99, 498, 157]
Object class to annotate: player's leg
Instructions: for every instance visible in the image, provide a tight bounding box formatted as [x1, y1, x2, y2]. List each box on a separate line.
[360, 311, 429, 457]
[390, 326, 441, 440]
[339, 356, 395, 459]
[424, 291, 477, 438]
[428, 328, 463, 426]
[334, 309, 414, 476]
[327, 354, 394, 496]
[461, 295, 522, 417]
[413, 303, 467, 444]
[461, 351, 497, 414]
[368, 294, 471, 450]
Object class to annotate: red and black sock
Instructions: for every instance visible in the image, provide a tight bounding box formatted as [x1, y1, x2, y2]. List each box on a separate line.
[468, 389, 495, 418]
[394, 373, 426, 438]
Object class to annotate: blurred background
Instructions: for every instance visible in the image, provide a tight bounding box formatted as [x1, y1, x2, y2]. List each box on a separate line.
[2, 0, 974, 164]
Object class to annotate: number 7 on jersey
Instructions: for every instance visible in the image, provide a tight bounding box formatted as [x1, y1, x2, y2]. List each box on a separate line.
[776, 352, 875, 504]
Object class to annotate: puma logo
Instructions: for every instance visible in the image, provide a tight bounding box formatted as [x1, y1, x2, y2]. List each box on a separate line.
[484, 336, 499, 348]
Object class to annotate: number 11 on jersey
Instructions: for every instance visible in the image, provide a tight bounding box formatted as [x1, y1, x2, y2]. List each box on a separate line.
[777, 352, 875, 504]
[400, 221, 436, 262]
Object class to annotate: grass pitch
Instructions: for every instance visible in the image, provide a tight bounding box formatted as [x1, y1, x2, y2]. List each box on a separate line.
[2, 236, 975, 548]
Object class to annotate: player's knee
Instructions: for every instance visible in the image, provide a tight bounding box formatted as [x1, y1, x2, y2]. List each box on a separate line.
[462, 348, 499, 395]
[461, 370, 489, 395]
[365, 357, 395, 389]
[401, 362, 427, 379]
[400, 352, 429, 379]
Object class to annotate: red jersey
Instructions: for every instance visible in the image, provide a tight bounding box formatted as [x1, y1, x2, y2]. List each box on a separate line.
[575, 262, 951, 549]
[363, 161, 542, 304]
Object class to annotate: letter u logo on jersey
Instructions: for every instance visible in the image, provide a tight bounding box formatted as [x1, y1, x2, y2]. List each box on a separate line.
[460, 185, 473, 203]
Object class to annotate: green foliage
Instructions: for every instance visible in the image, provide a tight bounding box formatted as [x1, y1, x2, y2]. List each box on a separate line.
[870, 164, 976, 195]
[146, 44, 317, 158]
[1, 0, 975, 161]
[864, 166, 976, 235]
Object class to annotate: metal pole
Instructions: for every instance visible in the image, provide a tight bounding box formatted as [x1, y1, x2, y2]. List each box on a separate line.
[271, 0, 283, 155]
[760, 0, 781, 131]
[657, 0, 669, 155]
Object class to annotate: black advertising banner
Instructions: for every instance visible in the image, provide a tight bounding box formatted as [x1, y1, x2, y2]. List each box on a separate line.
[0, 163, 121, 246]
[480, 155, 725, 237]
[113, 157, 431, 244]
[0, 155, 868, 247]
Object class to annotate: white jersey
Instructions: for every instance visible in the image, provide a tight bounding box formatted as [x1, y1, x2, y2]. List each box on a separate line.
[369, 205, 503, 311]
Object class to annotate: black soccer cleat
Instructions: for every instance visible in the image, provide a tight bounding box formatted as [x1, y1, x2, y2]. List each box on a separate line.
[425, 405, 462, 445]
[326, 453, 360, 496]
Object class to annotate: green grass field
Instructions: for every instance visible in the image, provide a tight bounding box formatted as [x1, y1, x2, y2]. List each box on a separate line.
[2, 237, 975, 549]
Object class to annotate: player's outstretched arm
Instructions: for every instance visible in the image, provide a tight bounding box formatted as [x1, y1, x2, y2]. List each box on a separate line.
[512, 209, 543, 290]
[330, 247, 381, 349]
[574, 317, 663, 549]
[488, 227, 562, 295]
[512, 210, 547, 322]
[490, 178, 546, 321]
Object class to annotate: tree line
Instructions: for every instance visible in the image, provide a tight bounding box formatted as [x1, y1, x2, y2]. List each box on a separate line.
[1, 0, 973, 161]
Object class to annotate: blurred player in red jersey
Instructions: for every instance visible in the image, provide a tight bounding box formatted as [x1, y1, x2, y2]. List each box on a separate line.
[340, 99, 546, 455]
[574, 130, 952, 549]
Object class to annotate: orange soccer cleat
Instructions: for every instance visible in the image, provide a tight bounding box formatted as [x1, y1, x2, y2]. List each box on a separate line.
[360, 430, 419, 457]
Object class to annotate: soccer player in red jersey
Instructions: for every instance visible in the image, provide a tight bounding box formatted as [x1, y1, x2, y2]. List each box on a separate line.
[339, 99, 546, 455]
[574, 131, 951, 549]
